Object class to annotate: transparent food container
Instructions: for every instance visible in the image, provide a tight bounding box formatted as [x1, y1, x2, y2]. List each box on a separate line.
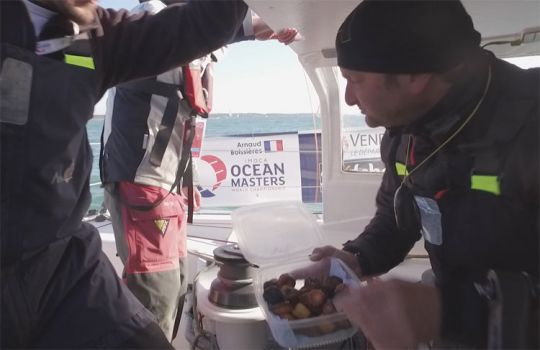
[232, 201, 360, 348]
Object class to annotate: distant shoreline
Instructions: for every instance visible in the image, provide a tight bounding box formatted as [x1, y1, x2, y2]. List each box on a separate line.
[92, 113, 322, 119]
[90, 112, 363, 122]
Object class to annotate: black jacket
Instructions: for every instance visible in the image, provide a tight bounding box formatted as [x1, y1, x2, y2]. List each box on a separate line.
[1, 0, 247, 265]
[343, 51, 539, 347]
[0, 1, 247, 347]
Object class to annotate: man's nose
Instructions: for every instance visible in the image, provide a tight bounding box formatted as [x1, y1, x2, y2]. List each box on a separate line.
[344, 83, 356, 106]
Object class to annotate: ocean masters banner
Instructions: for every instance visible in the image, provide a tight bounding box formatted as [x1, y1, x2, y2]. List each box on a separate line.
[196, 133, 302, 206]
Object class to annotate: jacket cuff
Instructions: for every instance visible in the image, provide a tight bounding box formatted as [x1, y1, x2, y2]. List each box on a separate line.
[242, 10, 254, 37]
[342, 241, 372, 277]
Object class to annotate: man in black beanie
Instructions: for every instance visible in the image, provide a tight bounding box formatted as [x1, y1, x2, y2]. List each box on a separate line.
[306, 0, 539, 348]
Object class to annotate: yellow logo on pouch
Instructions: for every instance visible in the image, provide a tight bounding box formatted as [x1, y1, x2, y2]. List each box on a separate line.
[154, 219, 169, 235]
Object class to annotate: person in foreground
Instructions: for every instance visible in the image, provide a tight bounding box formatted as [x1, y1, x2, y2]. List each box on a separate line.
[101, 0, 297, 342]
[1, 0, 249, 348]
[304, 0, 539, 348]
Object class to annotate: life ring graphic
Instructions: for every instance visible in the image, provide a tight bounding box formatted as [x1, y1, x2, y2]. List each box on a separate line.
[197, 155, 227, 198]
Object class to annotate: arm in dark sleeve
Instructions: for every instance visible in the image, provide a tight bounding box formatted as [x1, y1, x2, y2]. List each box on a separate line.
[233, 9, 255, 43]
[91, 1, 248, 93]
[343, 131, 421, 276]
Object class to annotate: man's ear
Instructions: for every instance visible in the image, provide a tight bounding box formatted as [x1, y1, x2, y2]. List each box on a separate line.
[408, 73, 433, 95]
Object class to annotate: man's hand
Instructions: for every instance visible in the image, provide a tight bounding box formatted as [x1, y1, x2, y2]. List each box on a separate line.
[252, 13, 298, 44]
[270, 28, 298, 44]
[334, 279, 442, 349]
[311, 245, 363, 278]
[290, 245, 362, 281]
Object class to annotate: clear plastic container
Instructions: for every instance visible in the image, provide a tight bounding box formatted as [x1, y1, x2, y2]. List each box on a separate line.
[232, 201, 360, 348]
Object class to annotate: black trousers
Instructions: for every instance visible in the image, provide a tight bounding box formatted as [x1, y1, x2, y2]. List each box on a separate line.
[1, 228, 172, 349]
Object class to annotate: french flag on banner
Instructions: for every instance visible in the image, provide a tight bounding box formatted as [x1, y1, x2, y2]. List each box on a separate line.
[264, 139, 284, 152]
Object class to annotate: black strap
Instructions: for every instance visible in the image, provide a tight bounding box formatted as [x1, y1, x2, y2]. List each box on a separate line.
[119, 78, 191, 167]
[149, 96, 178, 167]
[99, 122, 106, 183]
[174, 130, 194, 224]
[105, 77, 195, 211]
[125, 117, 196, 212]
[150, 99, 193, 167]
[186, 152, 194, 224]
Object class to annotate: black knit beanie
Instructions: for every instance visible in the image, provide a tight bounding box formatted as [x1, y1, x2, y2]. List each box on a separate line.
[336, 0, 481, 73]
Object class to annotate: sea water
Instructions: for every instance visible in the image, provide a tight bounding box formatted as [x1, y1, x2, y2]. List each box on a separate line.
[87, 113, 365, 212]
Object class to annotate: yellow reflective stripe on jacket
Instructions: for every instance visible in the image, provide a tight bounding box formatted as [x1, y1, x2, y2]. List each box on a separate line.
[395, 162, 408, 176]
[395, 161, 500, 195]
[471, 175, 501, 195]
[64, 54, 95, 70]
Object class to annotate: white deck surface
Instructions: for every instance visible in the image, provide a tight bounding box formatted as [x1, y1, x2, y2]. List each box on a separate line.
[94, 216, 431, 349]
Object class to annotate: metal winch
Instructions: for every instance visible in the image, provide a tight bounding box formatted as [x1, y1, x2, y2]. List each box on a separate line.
[208, 243, 257, 309]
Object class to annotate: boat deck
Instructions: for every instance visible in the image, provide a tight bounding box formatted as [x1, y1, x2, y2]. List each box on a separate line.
[93, 216, 431, 349]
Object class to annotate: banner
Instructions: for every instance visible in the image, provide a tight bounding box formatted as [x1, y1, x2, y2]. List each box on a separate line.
[298, 132, 322, 203]
[196, 133, 302, 207]
[342, 127, 386, 173]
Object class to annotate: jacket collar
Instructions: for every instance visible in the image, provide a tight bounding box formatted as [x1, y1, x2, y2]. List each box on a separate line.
[22, 0, 56, 37]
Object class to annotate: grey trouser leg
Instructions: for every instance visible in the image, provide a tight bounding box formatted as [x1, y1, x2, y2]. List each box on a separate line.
[103, 183, 188, 341]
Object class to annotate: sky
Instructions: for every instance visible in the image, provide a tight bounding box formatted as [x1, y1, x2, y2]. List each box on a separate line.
[95, 0, 318, 114]
[95, 0, 540, 115]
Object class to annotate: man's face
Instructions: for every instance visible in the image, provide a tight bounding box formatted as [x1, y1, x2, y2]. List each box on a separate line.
[341, 68, 425, 128]
[39, 0, 98, 26]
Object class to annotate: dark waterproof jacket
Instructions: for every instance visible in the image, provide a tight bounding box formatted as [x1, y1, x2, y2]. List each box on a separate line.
[1, 0, 247, 265]
[343, 51, 539, 347]
[0, 1, 247, 347]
